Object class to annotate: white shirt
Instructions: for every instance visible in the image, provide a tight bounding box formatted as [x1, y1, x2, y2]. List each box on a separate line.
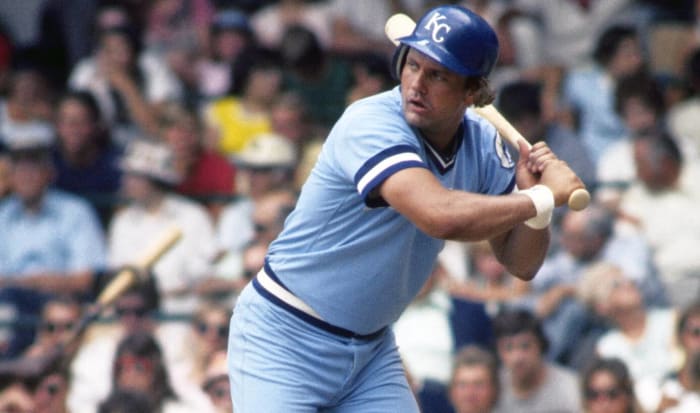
[597, 308, 680, 386]
[393, 289, 454, 384]
[108, 195, 218, 314]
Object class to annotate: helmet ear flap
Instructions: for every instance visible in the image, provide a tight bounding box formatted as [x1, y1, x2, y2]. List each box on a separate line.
[391, 44, 410, 81]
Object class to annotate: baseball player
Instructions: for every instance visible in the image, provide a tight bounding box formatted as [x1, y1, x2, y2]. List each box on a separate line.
[228, 4, 583, 412]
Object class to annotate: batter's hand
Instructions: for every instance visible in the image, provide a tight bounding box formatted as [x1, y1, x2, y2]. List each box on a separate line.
[515, 140, 555, 189]
[516, 140, 583, 207]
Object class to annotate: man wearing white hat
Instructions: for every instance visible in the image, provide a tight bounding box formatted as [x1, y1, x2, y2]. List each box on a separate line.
[107, 139, 219, 316]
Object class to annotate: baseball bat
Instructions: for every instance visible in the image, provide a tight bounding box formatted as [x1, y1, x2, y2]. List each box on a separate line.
[384, 13, 590, 211]
[96, 225, 182, 306]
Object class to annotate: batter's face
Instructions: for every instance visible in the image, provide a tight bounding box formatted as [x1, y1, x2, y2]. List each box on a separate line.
[400, 49, 472, 146]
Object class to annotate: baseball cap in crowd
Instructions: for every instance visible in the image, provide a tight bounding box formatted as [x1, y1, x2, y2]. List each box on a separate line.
[232, 133, 297, 170]
[211, 9, 252, 34]
[119, 139, 181, 185]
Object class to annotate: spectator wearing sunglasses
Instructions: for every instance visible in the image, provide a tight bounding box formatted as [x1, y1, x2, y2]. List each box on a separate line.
[651, 301, 700, 413]
[581, 357, 642, 413]
[23, 296, 82, 358]
[167, 301, 232, 412]
[68, 280, 201, 413]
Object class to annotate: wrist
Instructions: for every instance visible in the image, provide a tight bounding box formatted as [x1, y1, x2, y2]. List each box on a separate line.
[519, 185, 554, 229]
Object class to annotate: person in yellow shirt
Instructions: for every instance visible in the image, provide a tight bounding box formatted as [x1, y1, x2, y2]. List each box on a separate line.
[204, 47, 282, 155]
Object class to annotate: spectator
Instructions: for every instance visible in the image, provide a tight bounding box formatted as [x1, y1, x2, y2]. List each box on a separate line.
[445, 240, 530, 318]
[618, 129, 700, 307]
[107, 138, 219, 315]
[68, 281, 164, 413]
[495, 80, 596, 191]
[50, 91, 122, 225]
[142, 0, 214, 57]
[200, 350, 232, 413]
[0, 377, 34, 413]
[184, 302, 231, 387]
[596, 73, 669, 210]
[509, 0, 638, 70]
[32, 364, 71, 413]
[345, 52, 394, 105]
[492, 309, 581, 413]
[23, 296, 82, 359]
[269, 91, 320, 151]
[0, 68, 54, 149]
[250, 189, 297, 246]
[250, 0, 332, 50]
[668, 47, 700, 156]
[216, 132, 297, 259]
[394, 263, 457, 387]
[580, 357, 643, 413]
[578, 262, 679, 396]
[520, 202, 665, 367]
[0, 136, 106, 356]
[561, 24, 645, 165]
[195, 8, 256, 101]
[279, 24, 354, 128]
[203, 46, 282, 155]
[650, 301, 700, 413]
[448, 345, 500, 413]
[328, 0, 423, 56]
[68, 24, 182, 145]
[107, 332, 193, 412]
[159, 103, 235, 222]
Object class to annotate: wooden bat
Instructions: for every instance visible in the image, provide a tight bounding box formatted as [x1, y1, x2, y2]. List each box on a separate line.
[96, 225, 183, 306]
[0, 226, 183, 380]
[384, 13, 590, 211]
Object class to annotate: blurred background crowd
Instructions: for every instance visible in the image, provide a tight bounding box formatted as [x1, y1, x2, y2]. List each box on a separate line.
[0, 0, 699, 412]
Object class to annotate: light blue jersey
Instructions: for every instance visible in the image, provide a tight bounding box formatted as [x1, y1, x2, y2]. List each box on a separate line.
[266, 87, 515, 334]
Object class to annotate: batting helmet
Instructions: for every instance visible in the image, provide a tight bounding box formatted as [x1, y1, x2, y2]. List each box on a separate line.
[392, 5, 499, 79]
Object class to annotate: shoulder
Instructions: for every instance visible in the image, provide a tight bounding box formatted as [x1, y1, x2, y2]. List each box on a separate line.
[45, 190, 95, 214]
[328, 88, 414, 148]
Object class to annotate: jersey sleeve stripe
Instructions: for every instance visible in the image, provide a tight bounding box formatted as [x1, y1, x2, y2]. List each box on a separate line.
[355, 146, 425, 197]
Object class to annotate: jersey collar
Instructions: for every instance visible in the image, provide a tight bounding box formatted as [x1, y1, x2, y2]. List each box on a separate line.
[415, 122, 464, 175]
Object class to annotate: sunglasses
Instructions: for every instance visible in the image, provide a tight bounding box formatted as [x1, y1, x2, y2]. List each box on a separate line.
[41, 321, 75, 333]
[37, 381, 63, 396]
[196, 321, 228, 339]
[684, 326, 700, 337]
[585, 387, 624, 401]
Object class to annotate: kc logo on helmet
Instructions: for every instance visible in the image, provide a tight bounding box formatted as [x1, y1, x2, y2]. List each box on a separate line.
[423, 12, 451, 42]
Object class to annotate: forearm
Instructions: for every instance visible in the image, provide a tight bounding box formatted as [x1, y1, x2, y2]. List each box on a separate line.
[490, 222, 549, 281]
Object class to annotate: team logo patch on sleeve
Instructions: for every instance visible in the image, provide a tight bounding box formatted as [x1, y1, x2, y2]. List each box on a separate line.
[494, 132, 515, 168]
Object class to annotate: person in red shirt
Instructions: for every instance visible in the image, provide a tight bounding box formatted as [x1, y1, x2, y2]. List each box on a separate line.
[160, 104, 235, 221]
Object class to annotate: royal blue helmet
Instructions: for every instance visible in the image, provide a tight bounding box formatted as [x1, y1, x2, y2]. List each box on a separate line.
[392, 5, 499, 79]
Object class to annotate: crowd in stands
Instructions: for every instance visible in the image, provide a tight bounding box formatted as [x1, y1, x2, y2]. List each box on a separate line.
[0, 0, 699, 412]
